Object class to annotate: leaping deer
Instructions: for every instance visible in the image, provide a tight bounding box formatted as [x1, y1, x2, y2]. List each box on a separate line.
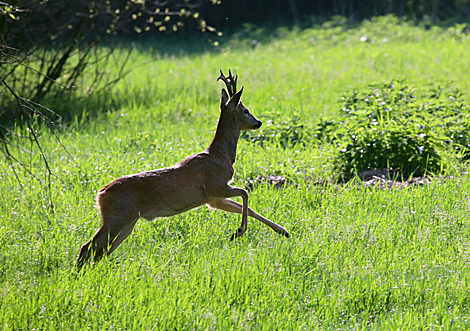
[75, 70, 290, 272]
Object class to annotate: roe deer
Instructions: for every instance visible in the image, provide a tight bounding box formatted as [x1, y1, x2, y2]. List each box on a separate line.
[74, 70, 290, 272]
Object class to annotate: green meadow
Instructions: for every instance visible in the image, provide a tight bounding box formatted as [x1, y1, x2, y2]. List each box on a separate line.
[2, 16, 470, 329]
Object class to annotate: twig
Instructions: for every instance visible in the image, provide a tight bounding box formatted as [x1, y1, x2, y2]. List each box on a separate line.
[2, 52, 74, 92]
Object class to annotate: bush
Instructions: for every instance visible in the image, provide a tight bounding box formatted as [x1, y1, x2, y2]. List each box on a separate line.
[318, 78, 470, 179]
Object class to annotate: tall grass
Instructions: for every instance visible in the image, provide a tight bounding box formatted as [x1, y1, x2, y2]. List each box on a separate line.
[1, 16, 470, 329]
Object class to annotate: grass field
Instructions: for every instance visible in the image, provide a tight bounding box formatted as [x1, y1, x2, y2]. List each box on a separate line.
[2, 16, 470, 329]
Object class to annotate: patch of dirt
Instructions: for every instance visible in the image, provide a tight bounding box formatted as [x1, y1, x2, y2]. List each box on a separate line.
[246, 168, 453, 191]
[246, 175, 296, 191]
[357, 168, 396, 181]
[354, 168, 443, 189]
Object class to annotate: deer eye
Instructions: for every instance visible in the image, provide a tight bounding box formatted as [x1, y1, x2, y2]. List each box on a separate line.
[244, 109, 249, 114]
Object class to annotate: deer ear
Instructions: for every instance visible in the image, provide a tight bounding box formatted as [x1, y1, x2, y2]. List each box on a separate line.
[227, 86, 243, 109]
[220, 89, 229, 106]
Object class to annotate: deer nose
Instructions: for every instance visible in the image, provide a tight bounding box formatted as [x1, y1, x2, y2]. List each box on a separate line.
[255, 121, 262, 129]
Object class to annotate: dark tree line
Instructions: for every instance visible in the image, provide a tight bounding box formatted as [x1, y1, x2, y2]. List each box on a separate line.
[203, 0, 470, 30]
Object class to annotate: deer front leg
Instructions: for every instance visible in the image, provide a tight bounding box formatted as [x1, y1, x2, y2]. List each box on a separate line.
[230, 188, 249, 241]
[208, 198, 290, 238]
[209, 186, 249, 240]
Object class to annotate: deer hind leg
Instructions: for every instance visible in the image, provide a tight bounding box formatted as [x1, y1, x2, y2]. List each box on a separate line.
[208, 198, 290, 239]
[75, 229, 111, 273]
[75, 220, 122, 272]
[75, 202, 139, 272]
[106, 219, 138, 257]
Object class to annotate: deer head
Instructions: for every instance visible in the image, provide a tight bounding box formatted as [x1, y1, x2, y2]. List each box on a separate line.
[218, 69, 262, 131]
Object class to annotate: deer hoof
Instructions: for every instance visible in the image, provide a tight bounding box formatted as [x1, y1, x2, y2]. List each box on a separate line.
[230, 228, 245, 241]
[230, 232, 236, 241]
[279, 228, 290, 238]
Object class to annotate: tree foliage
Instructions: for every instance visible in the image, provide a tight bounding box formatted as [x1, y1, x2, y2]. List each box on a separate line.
[1, 1, 217, 107]
[0, 0, 218, 190]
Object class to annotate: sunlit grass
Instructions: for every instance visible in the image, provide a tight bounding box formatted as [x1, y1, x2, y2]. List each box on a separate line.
[1, 16, 470, 329]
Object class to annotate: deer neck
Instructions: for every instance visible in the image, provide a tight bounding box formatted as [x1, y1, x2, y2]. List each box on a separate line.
[207, 111, 241, 165]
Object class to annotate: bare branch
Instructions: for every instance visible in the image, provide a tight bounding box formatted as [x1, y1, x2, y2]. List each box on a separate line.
[2, 52, 74, 92]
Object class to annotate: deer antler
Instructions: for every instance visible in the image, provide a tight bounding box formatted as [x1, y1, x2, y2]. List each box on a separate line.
[217, 69, 238, 97]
